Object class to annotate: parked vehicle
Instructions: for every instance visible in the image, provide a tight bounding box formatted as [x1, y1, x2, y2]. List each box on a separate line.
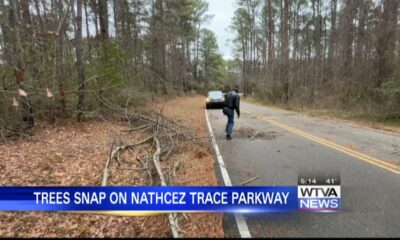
[205, 91, 225, 109]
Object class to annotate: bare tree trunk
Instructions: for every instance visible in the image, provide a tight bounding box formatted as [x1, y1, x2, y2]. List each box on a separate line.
[267, 0, 274, 81]
[98, 0, 109, 41]
[84, 0, 92, 60]
[375, 0, 399, 88]
[93, 0, 99, 37]
[113, 0, 118, 37]
[98, 0, 108, 106]
[242, 36, 247, 97]
[328, 0, 337, 81]
[33, 0, 44, 31]
[57, 0, 67, 116]
[341, 1, 356, 89]
[75, 0, 86, 121]
[11, 0, 34, 129]
[0, 0, 13, 65]
[281, 0, 290, 104]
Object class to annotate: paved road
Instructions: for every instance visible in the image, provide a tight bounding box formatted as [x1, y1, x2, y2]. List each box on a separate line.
[206, 101, 400, 238]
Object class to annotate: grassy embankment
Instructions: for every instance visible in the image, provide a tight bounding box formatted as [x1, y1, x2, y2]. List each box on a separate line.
[244, 97, 400, 132]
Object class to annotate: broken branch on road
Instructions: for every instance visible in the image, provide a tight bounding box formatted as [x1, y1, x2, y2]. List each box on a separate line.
[240, 176, 259, 186]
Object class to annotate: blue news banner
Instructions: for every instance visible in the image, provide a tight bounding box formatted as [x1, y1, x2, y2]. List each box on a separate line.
[0, 186, 341, 213]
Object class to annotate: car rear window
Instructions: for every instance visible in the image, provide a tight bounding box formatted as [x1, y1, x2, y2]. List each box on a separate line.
[208, 91, 223, 98]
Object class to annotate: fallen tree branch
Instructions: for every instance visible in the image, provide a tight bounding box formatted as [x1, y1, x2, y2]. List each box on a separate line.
[240, 176, 259, 186]
[102, 139, 116, 186]
[0, 125, 32, 139]
[161, 125, 174, 161]
[153, 136, 180, 238]
[121, 124, 150, 133]
[115, 136, 154, 152]
[102, 136, 153, 186]
[97, 95, 206, 147]
[250, 131, 260, 141]
[0, 129, 9, 144]
[391, 150, 400, 155]
[130, 148, 153, 186]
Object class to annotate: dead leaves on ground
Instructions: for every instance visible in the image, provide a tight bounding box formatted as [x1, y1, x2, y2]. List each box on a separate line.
[0, 120, 169, 237]
[0, 96, 224, 238]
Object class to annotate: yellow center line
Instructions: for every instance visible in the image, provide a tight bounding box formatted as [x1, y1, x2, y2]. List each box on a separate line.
[242, 109, 400, 175]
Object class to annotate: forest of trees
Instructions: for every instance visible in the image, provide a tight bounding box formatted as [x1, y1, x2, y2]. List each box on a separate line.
[0, 0, 228, 131]
[230, 0, 400, 117]
[1, 0, 400, 133]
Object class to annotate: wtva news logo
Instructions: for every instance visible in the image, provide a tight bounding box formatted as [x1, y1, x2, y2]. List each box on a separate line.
[298, 175, 341, 212]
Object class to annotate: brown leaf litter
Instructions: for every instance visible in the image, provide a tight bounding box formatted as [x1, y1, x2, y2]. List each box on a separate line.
[0, 96, 224, 238]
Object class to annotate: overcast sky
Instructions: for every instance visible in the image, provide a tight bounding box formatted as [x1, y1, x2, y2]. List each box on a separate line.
[205, 0, 236, 60]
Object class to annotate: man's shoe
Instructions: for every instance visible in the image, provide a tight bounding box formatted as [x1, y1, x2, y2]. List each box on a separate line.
[226, 135, 232, 140]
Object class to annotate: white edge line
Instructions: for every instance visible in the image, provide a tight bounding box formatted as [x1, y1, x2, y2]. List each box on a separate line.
[205, 109, 252, 238]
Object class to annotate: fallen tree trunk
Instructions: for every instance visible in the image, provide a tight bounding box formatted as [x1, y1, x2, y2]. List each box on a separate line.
[153, 136, 180, 238]
[102, 140, 116, 186]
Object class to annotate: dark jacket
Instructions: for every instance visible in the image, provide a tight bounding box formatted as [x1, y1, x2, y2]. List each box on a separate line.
[225, 90, 240, 117]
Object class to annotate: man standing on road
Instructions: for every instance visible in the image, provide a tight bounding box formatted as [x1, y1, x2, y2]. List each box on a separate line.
[223, 85, 240, 140]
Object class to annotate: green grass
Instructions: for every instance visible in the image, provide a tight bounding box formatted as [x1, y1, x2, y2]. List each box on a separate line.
[244, 97, 400, 130]
[307, 110, 400, 128]
[244, 97, 295, 111]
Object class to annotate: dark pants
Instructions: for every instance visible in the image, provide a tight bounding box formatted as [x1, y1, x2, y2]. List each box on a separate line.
[224, 107, 234, 136]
